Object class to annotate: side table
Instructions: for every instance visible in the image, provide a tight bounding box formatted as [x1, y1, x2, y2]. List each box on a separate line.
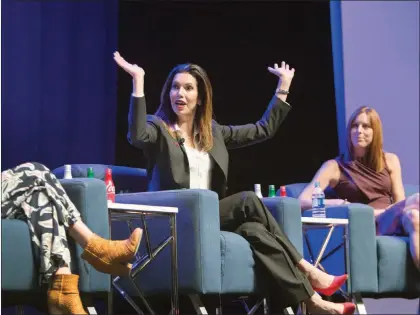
[301, 217, 351, 299]
[108, 202, 179, 315]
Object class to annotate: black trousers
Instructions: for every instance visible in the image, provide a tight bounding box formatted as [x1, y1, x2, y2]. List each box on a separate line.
[219, 191, 314, 304]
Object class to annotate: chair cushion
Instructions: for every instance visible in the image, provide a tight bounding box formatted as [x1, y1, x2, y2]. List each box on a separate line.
[53, 164, 148, 193]
[220, 231, 256, 293]
[282, 183, 337, 198]
[377, 236, 420, 294]
[1, 220, 38, 290]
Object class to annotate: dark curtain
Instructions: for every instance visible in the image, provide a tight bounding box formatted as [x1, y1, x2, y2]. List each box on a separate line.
[2, 0, 118, 170]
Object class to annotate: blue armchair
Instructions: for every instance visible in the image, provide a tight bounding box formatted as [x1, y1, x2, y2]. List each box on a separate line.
[281, 182, 420, 314]
[1, 178, 111, 314]
[53, 164, 305, 314]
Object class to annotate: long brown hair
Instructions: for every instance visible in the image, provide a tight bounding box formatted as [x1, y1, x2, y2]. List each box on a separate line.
[345, 106, 385, 172]
[155, 63, 214, 151]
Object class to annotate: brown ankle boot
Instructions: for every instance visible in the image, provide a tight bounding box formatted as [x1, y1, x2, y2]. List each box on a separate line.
[81, 228, 142, 276]
[47, 274, 87, 315]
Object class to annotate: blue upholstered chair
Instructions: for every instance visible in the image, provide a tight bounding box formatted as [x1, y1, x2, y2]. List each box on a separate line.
[280, 182, 420, 314]
[53, 164, 305, 314]
[1, 178, 111, 314]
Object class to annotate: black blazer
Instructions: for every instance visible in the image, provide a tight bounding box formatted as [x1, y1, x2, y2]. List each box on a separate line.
[128, 95, 291, 199]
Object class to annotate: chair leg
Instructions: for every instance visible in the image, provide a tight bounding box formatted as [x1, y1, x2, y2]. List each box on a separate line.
[353, 293, 367, 315]
[107, 291, 113, 315]
[15, 305, 24, 315]
[284, 306, 295, 315]
[247, 298, 264, 315]
[236, 297, 269, 315]
[188, 294, 208, 315]
[86, 306, 98, 315]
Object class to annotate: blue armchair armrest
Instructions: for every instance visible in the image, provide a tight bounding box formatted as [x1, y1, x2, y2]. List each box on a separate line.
[114, 189, 222, 295]
[263, 197, 304, 255]
[303, 204, 378, 293]
[60, 178, 111, 293]
[1, 178, 111, 294]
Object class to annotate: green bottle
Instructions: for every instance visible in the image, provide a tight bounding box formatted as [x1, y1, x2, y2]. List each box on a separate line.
[268, 185, 276, 197]
[87, 167, 95, 178]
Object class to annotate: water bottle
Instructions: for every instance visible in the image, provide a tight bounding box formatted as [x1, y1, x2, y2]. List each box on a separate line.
[254, 184, 263, 198]
[64, 164, 72, 179]
[311, 181, 326, 218]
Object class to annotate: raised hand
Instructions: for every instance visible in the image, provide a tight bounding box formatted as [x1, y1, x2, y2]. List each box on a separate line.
[268, 61, 295, 84]
[113, 51, 145, 79]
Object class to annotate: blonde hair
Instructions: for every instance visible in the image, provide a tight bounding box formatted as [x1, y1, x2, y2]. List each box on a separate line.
[345, 106, 385, 172]
[155, 63, 214, 151]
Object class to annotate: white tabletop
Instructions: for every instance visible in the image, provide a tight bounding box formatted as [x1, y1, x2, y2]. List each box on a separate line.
[108, 202, 178, 214]
[301, 217, 348, 225]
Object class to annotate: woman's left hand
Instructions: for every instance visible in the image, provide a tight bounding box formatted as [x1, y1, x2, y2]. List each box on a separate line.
[268, 61, 295, 84]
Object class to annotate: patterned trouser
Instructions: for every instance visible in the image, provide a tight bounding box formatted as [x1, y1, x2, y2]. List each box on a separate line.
[1, 162, 81, 284]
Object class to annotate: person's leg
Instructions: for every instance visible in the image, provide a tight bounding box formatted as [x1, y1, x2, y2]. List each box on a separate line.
[219, 191, 345, 291]
[376, 193, 419, 269]
[2, 162, 142, 314]
[401, 193, 419, 269]
[23, 188, 87, 315]
[36, 162, 143, 275]
[219, 192, 355, 313]
[235, 221, 314, 304]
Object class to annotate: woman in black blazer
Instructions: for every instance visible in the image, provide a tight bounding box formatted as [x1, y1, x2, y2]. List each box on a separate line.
[114, 52, 355, 314]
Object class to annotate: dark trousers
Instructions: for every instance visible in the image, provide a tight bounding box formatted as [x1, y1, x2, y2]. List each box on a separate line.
[219, 191, 314, 304]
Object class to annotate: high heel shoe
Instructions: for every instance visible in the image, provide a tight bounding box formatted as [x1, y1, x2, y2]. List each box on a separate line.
[47, 274, 87, 315]
[342, 302, 356, 315]
[312, 274, 348, 296]
[81, 228, 142, 276]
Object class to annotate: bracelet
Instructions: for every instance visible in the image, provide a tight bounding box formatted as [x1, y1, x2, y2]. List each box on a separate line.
[276, 88, 289, 95]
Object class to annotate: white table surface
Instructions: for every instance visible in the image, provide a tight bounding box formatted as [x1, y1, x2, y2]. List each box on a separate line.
[108, 202, 178, 214]
[301, 217, 348, 225]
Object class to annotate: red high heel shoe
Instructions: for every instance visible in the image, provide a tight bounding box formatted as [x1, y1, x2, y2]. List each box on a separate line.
[312, 274, 348, 296]
[342, 302, 356, 315]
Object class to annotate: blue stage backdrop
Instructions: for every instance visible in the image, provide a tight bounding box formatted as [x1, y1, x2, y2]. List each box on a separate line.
[2, 0, 118, 171]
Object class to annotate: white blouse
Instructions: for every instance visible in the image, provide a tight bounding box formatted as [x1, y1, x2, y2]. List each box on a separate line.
[174, 124, 213, 189]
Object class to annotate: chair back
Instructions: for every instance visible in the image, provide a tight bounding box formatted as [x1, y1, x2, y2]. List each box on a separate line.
[404, 184, 419, 197]
[280, 183, 337, 198]
[53, 164, 148, 193]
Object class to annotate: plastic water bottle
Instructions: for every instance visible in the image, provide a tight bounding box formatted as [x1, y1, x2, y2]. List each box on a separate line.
[254, 184, 263, 198]
[311, 181, 326, 218]
[64, 164, 72, 179]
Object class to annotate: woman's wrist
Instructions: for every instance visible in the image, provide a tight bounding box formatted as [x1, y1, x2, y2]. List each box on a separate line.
[132, 78, 145, 97]
[276, 79, 291, 92]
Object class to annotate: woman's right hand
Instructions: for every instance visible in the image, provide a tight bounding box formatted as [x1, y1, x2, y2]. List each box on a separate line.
[114, 51, 145, 96]
[114, 51, 145, 79]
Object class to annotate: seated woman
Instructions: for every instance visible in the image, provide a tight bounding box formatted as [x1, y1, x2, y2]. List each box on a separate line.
[298, 106, 419, 269]
[2, 162, 143, 314]
[114, 51, 355, 314]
